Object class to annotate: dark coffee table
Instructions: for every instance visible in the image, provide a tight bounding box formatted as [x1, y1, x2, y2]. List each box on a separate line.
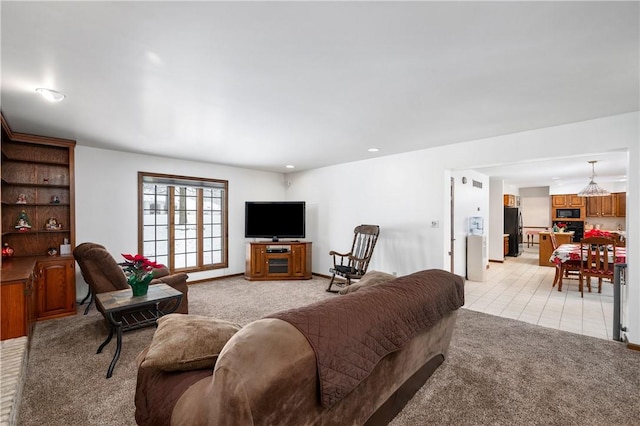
[95, 283, 183, 378]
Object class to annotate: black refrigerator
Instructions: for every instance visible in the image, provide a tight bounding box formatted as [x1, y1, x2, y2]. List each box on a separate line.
[504, 207, 523, 257]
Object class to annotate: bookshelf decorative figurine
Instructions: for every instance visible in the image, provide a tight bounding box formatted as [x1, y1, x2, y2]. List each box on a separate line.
[45, 217, 62, 230]
[15, 210, 32, 231]
[16, 193, 27, 204]
[2, 243, 14, 258]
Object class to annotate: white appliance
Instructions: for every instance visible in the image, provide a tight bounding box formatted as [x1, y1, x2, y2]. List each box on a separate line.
[467, 235, 487, 282]
[469, 216, 484, 235]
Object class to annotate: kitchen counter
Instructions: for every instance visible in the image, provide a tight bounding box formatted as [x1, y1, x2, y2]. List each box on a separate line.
[503, 234, 509, 256]
[538, 231, 574, 267]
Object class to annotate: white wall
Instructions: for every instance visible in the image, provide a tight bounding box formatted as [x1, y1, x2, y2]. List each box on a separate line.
[286, 112, 639, 344]
[520, 186, 551, 244]
[74, 146, 285, 296]
[284, 156, 449, 277]
[451, 171, 490, 278]
[488, 177, 505, 262]
[521, 188, 550, 229]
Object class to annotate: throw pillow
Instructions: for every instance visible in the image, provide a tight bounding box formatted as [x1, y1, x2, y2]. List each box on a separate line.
[338, 270, 396, 295]
[140, 314, 242, 371]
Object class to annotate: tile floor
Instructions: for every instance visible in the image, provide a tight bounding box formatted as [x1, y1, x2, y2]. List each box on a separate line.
[464, 246, 615, 341]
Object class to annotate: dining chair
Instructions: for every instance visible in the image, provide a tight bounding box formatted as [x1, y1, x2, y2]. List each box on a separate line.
[549, 231, 562, 288]
[579, 236, 616, 297]
[612, 232, 626, 247]
[550, 230, 580, 291]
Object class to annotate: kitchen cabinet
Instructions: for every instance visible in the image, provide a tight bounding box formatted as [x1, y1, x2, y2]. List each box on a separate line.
[538, 231, 573, 267]
[615, 192, 626, 217]
[551, 194, 585, 208]
[503, 194, 517, 207]
[586, 192, 626, 218]
[551, 194, 586, 221]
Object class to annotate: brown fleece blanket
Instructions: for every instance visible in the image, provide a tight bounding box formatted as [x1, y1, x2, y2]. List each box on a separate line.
[268, 269, 465, 408]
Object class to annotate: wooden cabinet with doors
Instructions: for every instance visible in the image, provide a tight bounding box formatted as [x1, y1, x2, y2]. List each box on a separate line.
[245, 242, 312, 280]
[291, 243, 312, 277]
[551, 194, 585, 208]
[551, 194, 586, 221]
[586, 192, 626, 218]
[586, 195, 615, 217]
[0, 258, 37, 340]
[503, 194, 517, 207]
[35, 257, 76, 320]
[1, 114, 76, 340]
[247, 243, 267, 279]
[616, 192, 626, 217]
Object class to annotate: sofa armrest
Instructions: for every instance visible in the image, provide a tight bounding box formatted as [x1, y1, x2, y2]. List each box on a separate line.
[171, 318, 317, 425]
[151, 272, 188, 290]
[150, 273, 189, 314]
[152, 266, 170, 279]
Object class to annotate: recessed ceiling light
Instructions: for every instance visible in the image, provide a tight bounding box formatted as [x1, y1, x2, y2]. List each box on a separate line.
[285, 165, 295, 169]
[368, 148, 380, 152]
[36, 88, 66, 102]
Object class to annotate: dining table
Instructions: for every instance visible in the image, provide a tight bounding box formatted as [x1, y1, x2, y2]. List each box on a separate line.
[549, 243, 627, 291]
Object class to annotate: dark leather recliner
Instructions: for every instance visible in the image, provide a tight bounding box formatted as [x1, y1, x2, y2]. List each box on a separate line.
[73, 242, 189, 314]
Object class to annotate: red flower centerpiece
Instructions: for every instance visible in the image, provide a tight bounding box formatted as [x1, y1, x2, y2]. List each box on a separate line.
[121, 253, 164, 296]
[584, 229, 611, 239]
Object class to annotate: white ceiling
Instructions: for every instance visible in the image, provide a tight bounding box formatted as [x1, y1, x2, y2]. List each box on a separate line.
[1, 1, 638, 185]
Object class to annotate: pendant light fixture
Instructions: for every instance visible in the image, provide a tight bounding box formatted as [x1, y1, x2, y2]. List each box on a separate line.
[36, 88, 66, 102]
[577, 160, 610, 197]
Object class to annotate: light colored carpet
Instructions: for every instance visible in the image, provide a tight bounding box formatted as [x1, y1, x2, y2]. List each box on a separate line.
[18, 275, 640, 425]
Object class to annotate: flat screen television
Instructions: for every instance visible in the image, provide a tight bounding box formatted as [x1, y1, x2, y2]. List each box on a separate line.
[245, 201, 306, 241]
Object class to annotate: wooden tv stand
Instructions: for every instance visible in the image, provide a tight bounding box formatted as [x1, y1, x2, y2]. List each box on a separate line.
[245, 241, 312, 280]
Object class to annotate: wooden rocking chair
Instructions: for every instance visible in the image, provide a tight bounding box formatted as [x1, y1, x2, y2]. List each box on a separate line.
[326, 224, 380, 293]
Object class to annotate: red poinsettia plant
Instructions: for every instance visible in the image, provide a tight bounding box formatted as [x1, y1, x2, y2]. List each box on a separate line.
[584, 229, 611, 239]
[121, 254, 165, 296]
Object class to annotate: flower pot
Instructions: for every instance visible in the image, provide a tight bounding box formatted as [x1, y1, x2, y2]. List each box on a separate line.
[130, 281, 149, 297]
[128, 273, 153, 297]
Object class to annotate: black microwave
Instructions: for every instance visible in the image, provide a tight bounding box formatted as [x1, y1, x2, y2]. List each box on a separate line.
[556, 208, 581, 219]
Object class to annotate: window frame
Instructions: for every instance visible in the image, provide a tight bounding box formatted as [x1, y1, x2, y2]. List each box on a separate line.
[138, 172, 229, 274]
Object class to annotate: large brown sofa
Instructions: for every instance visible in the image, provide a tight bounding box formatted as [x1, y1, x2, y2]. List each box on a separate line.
[135, 269, 464, 425]
[73, 242, 189, 314]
